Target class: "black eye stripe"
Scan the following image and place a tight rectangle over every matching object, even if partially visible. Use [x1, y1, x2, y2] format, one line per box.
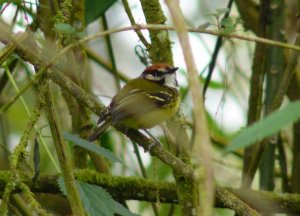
[153, 72, 160, 77]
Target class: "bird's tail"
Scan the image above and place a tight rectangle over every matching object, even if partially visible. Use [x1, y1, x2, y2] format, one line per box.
[88, 114, 112, 142]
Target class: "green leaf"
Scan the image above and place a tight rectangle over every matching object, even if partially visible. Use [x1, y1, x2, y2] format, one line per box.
[221, 17, 235, 27]
[225, 101, 300, 152]
[58, 177, 139, 216]
[85, 0, 118, 25]
[220, 18, 237, 34]
[221, 25, 236, 34]
[63, 132, 123, 164]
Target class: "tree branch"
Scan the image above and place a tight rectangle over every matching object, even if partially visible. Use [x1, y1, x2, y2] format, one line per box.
[0, 170, 299, 214]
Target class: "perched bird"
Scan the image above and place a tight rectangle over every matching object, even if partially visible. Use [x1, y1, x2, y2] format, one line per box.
[88, 63, 180, 142]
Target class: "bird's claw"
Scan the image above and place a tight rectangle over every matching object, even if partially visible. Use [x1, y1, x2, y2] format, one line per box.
[145, 140, 162, 152]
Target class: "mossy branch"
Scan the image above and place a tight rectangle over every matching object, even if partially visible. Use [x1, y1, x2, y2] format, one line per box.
[139, 0, 173, 65]
[44, 83, 85, 216]
[0, 170, 299, 214]
[0, 82, 48, 214]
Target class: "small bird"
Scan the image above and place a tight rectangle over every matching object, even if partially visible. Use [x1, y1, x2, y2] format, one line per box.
[88, 63, 180, 142]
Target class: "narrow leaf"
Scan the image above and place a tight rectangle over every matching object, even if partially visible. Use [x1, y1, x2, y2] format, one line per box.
[221, 18, 235, 27]
[85, 0, 118, 25]
[58, 177, 139, 216]
[226, 101, 300, 152]
[63, 132, 123, 164]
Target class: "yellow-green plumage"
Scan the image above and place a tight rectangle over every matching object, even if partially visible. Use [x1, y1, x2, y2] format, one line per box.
[88, 64, 180, 142]
[111, 77, 180, 129]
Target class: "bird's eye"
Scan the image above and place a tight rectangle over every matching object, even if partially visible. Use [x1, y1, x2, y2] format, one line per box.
[152, 71, 160, 77]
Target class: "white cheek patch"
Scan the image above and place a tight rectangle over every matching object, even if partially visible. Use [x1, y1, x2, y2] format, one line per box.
[145, 74, 162, 81]
[164, 73, 177, 88]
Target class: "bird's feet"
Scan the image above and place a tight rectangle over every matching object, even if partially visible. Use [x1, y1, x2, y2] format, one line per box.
[143, 129, 163, 152]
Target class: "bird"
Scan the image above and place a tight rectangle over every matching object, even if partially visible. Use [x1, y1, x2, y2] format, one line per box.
[88, 63, 180, 142]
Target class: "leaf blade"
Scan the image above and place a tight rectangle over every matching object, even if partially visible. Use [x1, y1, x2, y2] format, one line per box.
[85, 0, 118, 25]
[225, 101, 300, 152]
[63, 132, 123, 164]
[58, 177, 139, 216]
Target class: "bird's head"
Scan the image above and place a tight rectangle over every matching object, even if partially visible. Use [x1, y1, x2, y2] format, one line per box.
[141, 63, 179, 88]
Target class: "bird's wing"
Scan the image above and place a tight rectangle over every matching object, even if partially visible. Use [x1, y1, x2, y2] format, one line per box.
[110, 88, 173, 124]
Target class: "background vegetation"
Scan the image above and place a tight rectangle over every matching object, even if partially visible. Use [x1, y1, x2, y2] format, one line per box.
[0, 0, 300, 215]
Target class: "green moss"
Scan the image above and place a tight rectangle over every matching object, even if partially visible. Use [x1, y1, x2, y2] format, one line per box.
[53, 0, 72, 24]
[9, 83, 47, 170]
[0, 171, 11, 184]
[75, 169, 154, 199]
[0, 177, 16, 214]
[53, 0, 73, 44]
[140, 0, 174, 65]
[140, 0, 166, 24]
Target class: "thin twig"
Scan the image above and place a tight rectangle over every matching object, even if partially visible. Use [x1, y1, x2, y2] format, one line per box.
[203, 0, 234, 98]
[101, 15, 121, 90]
[122, 0, 150, 48]
[2, 22, 300, 74]
[164, 1, 214, 216]
[75, 24, 300, 52]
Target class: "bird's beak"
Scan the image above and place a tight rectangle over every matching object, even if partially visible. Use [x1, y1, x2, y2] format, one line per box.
[166, 67, 179, 74]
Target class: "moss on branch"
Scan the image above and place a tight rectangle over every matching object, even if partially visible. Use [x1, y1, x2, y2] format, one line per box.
[0, 170, 299, 214]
